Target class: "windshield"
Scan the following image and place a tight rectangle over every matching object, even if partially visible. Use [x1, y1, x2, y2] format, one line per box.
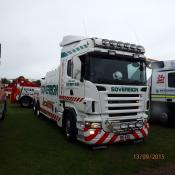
[87, 53, 146, 85]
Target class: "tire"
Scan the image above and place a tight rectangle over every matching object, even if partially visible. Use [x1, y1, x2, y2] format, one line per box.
[160, 112, 169, 126]
[0, 102, 6, 120]
[64, 112, 77, 143]
[20, 97, 32, 108]
[36, 102, 41, 118]
[33, 100, 37, 114]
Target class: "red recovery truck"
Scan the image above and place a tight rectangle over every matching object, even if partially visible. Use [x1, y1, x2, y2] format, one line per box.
[10, 76, 40, 107]
[0, 81, 7, 120]
[0, 44, 7, 120]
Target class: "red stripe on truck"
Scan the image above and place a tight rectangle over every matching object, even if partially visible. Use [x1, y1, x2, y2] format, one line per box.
[84, 128, 101, 141]
[59, 96, 84, 102]
[109, 135, 117, 144]
[95, 132, 109, 145]
[84, 127, 89, 132]
[40, 107, 61, 122]
[132, 131, 139, 139]
[140, 129, 146, 137]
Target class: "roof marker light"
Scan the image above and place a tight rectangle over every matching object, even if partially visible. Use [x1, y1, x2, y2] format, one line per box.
[110, 40, 117, 47]
[102, 39, 110, 47]
[117, 41, 124, 48]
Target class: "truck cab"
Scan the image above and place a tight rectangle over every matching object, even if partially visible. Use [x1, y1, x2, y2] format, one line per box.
[36, 35, 149, 145]
[151, 60, 175, 124]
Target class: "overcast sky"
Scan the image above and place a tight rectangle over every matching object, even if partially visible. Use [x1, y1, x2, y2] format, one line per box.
[0, 0, 175, 79]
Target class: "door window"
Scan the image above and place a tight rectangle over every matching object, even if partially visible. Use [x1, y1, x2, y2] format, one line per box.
[67, 60, 72, 77]
[168, 72, 175, 87]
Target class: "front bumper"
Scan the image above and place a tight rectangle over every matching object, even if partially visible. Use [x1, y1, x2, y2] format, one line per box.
[77, 123, 149, 145]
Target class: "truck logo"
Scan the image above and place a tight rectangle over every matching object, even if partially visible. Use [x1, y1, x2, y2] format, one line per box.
[111, 87, 138, 92]
[157, 74, 165, 84]
[66, 80, 79, 87]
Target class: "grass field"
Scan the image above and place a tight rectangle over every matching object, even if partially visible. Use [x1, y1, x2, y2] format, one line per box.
[0, 102, 175, 175]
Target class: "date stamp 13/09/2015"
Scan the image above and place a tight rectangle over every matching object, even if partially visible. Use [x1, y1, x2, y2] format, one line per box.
[133, 153, 165, 160]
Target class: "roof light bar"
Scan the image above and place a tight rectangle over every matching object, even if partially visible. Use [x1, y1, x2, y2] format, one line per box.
[117, 41, 124, 48]
[102, 39, 110, 47]
[110, 40, 117, 47]
[94, 38, 145, 54]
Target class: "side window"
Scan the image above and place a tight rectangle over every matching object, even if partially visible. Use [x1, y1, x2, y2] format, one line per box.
[67, 57, 82, 80]
[73, 57, 81, 80]
[67, 60, 72, 77]
[168, 72, 175, 87]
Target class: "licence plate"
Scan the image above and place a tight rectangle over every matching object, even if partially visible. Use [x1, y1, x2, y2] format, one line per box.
[119, 134, 130, 141]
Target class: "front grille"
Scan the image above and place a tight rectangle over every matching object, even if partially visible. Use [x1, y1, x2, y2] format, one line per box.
[108, 106, 138, 110]
[106, 93, 142, 117]
[109, 113, 137, 117]
[108, 100, 138, 104]
[108, 94, 139, 97]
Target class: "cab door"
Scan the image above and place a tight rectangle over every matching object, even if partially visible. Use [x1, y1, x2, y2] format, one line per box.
[165, 71, 175, 103]
[63, 56, 85, 112]
[151, 71, 166, 102]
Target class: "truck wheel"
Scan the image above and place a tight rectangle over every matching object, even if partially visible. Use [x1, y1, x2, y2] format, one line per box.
[64, 112, 77, 143]
[160, 112, 169, 125]
[20, 97, 31, 108]
[36, 103, 41, 118]
[33, 100, 37, 114]
[0, 102, 6, 120]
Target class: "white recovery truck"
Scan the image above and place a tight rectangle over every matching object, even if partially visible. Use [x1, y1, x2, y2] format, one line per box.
[150, 60, 175, 124]
[33, 35, 149, 145]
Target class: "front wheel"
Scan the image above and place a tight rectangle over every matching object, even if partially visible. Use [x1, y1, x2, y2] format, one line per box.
[36, 102, 41, 118]
[20, 97, 32, 108]
[64, 113, 77, 143]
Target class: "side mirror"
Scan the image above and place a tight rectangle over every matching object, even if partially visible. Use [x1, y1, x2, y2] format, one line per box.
[150, 61, 164, 69]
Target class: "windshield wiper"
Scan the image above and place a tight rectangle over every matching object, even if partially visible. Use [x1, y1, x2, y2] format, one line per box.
[96, 78, 114, 84]
[96, 78, 125, 85]
[93, 77, 145, 85]
[123, 79, 145, 85]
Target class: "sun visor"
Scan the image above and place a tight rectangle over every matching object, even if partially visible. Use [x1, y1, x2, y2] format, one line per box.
[60, 35, 87, 47]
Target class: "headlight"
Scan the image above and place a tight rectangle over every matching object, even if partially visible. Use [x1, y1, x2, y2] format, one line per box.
[136, 120, 143, 128]
[120, 123, 128, 129]
[85, 122, 102, 129]
[129, 123, 135, 128]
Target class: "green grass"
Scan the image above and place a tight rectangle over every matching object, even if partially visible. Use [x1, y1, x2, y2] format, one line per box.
[0, 102, 175, 175]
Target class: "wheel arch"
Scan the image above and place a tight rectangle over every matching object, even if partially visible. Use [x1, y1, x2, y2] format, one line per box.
[19, 95, 33, 103]
[62, 107, 77, 128]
